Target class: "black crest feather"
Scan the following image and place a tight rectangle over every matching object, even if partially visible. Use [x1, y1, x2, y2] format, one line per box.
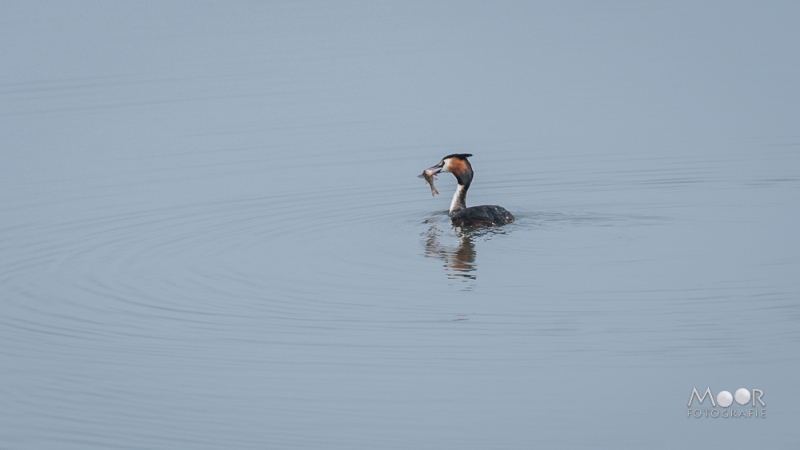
[442, 153, 473, 160]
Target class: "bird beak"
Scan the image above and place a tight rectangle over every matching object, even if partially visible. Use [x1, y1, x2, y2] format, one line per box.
[426, 162, 444, 175]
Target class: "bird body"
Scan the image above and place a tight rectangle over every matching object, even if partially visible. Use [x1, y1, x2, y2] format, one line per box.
[423, 154, 514, 227]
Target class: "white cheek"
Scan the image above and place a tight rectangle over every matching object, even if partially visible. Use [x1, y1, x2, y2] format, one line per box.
[441, 159, 451, 173]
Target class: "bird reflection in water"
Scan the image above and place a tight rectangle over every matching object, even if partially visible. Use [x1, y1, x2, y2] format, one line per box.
[422, 215, 508, 290]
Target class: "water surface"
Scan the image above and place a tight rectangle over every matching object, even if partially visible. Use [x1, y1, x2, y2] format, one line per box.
[1, 2, 799, 449]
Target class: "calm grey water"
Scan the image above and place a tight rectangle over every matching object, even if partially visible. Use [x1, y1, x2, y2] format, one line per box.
[2, 2, 799, 449]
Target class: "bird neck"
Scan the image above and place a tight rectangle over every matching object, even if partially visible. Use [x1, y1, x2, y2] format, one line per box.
[449, 182, 470, 214]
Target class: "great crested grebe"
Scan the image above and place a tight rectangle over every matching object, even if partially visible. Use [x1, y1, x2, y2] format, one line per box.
[424, 154, 514, 227]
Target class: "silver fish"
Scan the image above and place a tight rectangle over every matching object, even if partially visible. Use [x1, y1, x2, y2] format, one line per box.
[418, 169, 439, 197]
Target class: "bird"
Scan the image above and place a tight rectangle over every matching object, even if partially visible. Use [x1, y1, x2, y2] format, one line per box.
[423, 153, 514, 227]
